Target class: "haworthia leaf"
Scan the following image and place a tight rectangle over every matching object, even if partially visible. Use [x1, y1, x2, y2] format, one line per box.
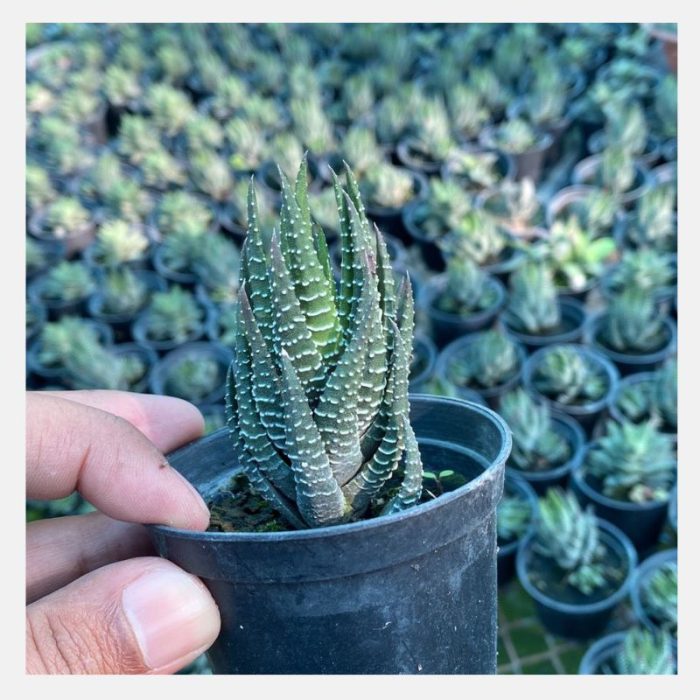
[373, 223, 396, 334]
[382, 416, 424, 515]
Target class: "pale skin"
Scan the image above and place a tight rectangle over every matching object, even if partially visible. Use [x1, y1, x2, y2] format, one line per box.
[26, 390, 221, 674]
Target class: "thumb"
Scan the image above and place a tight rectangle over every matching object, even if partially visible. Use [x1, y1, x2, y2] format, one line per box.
[26, 557, 220, 674]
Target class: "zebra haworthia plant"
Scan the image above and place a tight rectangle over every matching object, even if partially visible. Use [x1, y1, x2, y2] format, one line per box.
[225, 159, 424, 529]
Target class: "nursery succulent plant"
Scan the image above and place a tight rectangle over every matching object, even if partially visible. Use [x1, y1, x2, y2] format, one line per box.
[612, 628, 675, 675]
[606, 249, 675, 297]
[445, 328, 519, 390]
[79, 150, 124, 202]
[361, 163, 415, 210]
[641, 561, 678, 636]
[654, 75, 677, 141]
[164, 354, 223, 403]
[598, 146, 636, 195]
[103, 65, 142, 107]
[500, 389, 571, 472]
[505, 260, 561, 335]
[145, 83, 194, 138]
[601, 100, 648, 157]
[142, 286, 204, 343]
[37, 316, 103, 370]
[56, 85, 102, 126]
[290, 95, 336, 155]
[521, 59, 568, 126]
[156, 191, 213, 238]
[446, 86, 490, 141]
[338, 74, 375, 123]
[36, 117, 93, 175]
[43, 197, 92, 239]
[26, 83, 55, 115]
[98, 268, 150, 316]
[266, 133, 306, 183]
[191, 233, 241, 305]
[39, 260, 95, 303]
[101, 178, 154, 223]
[184, 114, 225, 153]
[488, 118, 539, 154]
[532, 346, 607, 405]
[225, 160, 424, 529]
[408, 96, 455, 162]
[375, 93, 413, 145]
[340, 127, 383, 178]
[435, 258, 499, 317]
[155, 42, 192, 85]
[653, 358, 677, 431]
[584, 419, 676, 504]
[26, 237, 48, 278]
[626, 184, 676, 251]
[139, 146, 186, 190]
[209, 76, 249, 121]
[497, 493, 532, 544]
[26, 164, 56, 211]
[225, 117, 267, 172]
[598, 289, 669, 354]
[564, 189, 619, 236]
[490, 178, 541, 233]
[91, 220, 150, 267]
[189, 151, 234, 202]
[532, 488, 607, 595]
[443, 150, 503, 190]
[117, 115, 161, 164]
[411, 178, 473, 241]
[438, 210, 508, 266]
[469, 66, 511, 115]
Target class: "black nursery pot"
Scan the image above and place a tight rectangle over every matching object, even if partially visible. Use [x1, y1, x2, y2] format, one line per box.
[151, 245, 199, 288]
[131, 309, 208, 354]
[401, 201, 446, 273]
[395, 138, 444, 176]
[522, 344, 619, 436]
[516, 519, 637, 640]
[577, 631, 627, 674]
[408, 333, 437, 392]
[149, 395, 511, 674]
[503, 298, 587, 355]
[26, 274, 95, 322]
[584, 313, 677, 377]
[435, 336, 526, 411]
[508, 412, 587, 496]
[570, 450, 674, 555]
[417, 274, 506, 348]
[497, 470, 538, 587]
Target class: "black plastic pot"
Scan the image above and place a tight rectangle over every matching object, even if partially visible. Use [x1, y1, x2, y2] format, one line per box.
[572, 155, 650, 209]
[149, 395, 511, 674]
[435, 335, 526, 411]
[395, 138, 445, 176]
[608, 372, 677, 436]
[584, 313, 677, 377]
[26, 273, 95, 322]
[417, 274, 506, 348]
[363, 170, 428, 247]
[151, 244, 199, 288]
[148, 341, 233, 405]
[629, 548, 677, 653]
[522, 344, 619, 436]
[516, 518, 637, 640]
[497, 470, 538, 586]
[86, 270, 167, 343]
[507, 411, 586, 496]
[131, 308, 208, 354]
[570, 450, 675, 554]
[503, 298, 587, 355]
[408, 333, 437, 392]
[578, 631, 627, 674]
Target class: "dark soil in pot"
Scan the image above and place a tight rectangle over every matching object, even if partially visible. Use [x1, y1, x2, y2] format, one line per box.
[148, 395, 511, 674]
[503, 298, 587, 354]
[497, 470, 538, 586]
[481, 239, 526, 286]
[570, 453, 674, 555]
[417, 274, 506, 348]
[408, 333, 437, 392]
[507, 411, 587, 496]
[516, 518, 637, 640]
[522, 345, 619, 436]
[584, 313, 677, 377]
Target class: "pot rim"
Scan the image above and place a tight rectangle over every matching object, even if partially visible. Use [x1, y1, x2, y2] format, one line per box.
[149, 394, 512, 542]
[629, 547, 677, 631]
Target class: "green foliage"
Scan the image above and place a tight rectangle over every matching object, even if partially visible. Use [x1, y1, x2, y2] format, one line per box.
[361, 163, 414, 209]
[191, 233, 241, 305]
[585, 420, 676, 503]
[64, 337, 146, 391]
[564, 189, 619, 236]
[144, 286, 203, 343]
[157, 192, 213, 237]
[99, 268, 150, 316]
[409, 96, 455, 162]
[209, 76, 249, 121]
[654, 358, 677, 431]
[26, 164, 56, 210]
[506, 260, 561, 335]
[443, 149, 503, 190]
[101, 178, 154, 222]
[26, 237, 47, 276]
[226, 160, 423, 529]
[267, 133, 305, 182]
[80, 150, 124, 201]
[533, 488, 607, 595]
[145, 83, 194, 137]
[103, 65, 142, 107]
[607, 249, 675, 297]
[627, 184, 676, 251]
[436, 258, 498, 317]
[654, 75, 677, 140]
[184, 114, 225, 152]
[57, 85, 102, 124]
[118, 114, 161, 164]
[164, 354, 222, 403]
[602, 100, 648, 156]
[522, 58, 567, 125]
[600, 289, 669, 353]
[445, 328, 519, 390]
[189, 151, 234, 201]
[469, 66, 511, 114]
[446, 85, 489, 140]
[489, 118, 539, 154]
[40, 261, 95, 302]
[438, 210, 508, 266]
[340, 126, 383, 177]
[599, 146, 636, 195]
[532, 346, 607, 405]
[36, 116, 93, 175]
[613, 628, 675, 675]
[290, 95, 336, 154]
[92, 220, 149, 266]
[642, 562, 678, 636]
[411, 178, 473, 241]
[139, 146, 186, 189]
[37, 317, 99, 369]
[225, 117, 266, 171]
[500, 389, 571, 472]
[497, 493, 532, 543]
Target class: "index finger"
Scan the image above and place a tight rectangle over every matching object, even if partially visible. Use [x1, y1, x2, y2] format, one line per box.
[26, 393, 210, 530]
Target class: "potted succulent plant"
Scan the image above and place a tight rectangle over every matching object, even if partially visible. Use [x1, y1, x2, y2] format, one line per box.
[25, 235, 65, 283]
[516, 488, 637, 640]
[522, 344, 619, 435]
[617, 183, 676, 253]
[148, 163, 512, 674]
[224, 117, 267, 175]
[584, 289, 677, 376]
[440, 147, 514, 193]
[497, 471, 538, 586]
[630, 548, 677, 651]
[546, 186, 621, 239]
[131, 285, 209, 353]
[502, 260, 586, 353]
[435, 327, 526, 410]
[27, 260, 96, 321]
[571, 419, 677, 553]
[499, 388, 586, 495]
[579, 626, 676, 674]
[416, 257, 505, 347]
[28, 195, 97, 256]
[476, 178, 546, 239]
[82, 219, 151, 269]
[191, 234, 241, 308]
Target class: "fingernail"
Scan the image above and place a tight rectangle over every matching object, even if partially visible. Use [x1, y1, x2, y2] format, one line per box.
[123, 567, 220, 670]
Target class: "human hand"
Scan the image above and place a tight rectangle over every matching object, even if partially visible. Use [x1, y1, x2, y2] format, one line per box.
[26, 390, 221, 674]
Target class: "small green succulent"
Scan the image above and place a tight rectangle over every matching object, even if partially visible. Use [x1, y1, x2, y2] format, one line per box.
[532, 488, 607, 596]
[522, 59, 567, 126]
[469, 66, 511, 115]
[209, 76, 249, 121]
[143, 286, 204, 344]
[139, 146, 186, 190]
[117, 115, 162, 164]
[98, 268, 150, 317]
[500, 389, 571, 472]
[654, 75, 677, 141]
[157, 191, 213, 238]
[532, 346, 607, 406]
[447, 86, 490, 141]
[435, 258, 499, 317]
[184, 114, 225, 152]
[438, 211, 508, 266]
[155, 43, 191, 85]
[601, 100, 648, 157]
[442, 150, 503, 190]
[36, 117, 93, 176]
[103, 65, 142, 107]
[641, 562, 678, 636]
[506, 260, 561, 335]
[606, 250, 675, 297]
[488, 178, 541, 233]
[26, 164, 56, 211]
[26, 237, 48, 277]
[598, 146, 636, 195]
[584, 420, 676, 504]
[653, 358, 677, 431]
[599, 289, 669, 354]
[612, 628, 675, 675]
[339, 74, 375, 123]
[191, 233, 241, 305]
[56, 86, 102, 125]
[361, 163, 415, 209]
[39, 260, 95, 303]
[445, 328, 520, 390]
[43, 197, 91, 239]
[267, 133, 306, 182]
[92, 220, 149, 267]
[79, 151, 124, 202]
[497, 493, 532, 544]
[290, 95, 336, 155]
[37, 317, 102, 369]
[375, 93, 413, 145]
[225, 117, 267, 172]
[626, 185, 676, 251]
[410, 178, 474, 241]
[145, 83, 194, 137]
[189, 151, 234, 202]
[164, 353, 223, 403]
[27, 82, 56, 114]
[340, 127, 383, 178]
[489, 118, 539, 154]
[408, 96, 455, 162]
[563, 189, 619, 237]
[101, 178, 154, 223]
